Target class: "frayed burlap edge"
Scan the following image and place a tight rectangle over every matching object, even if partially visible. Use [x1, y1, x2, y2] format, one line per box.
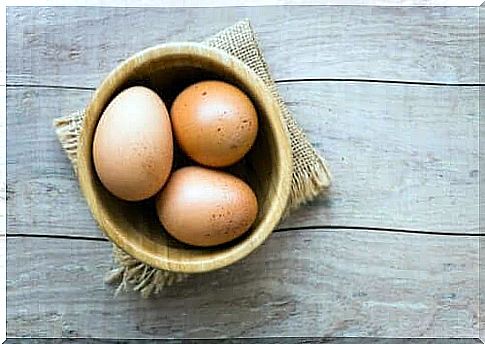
[104, 246, 187, 298]
[53, 19, 331, 298]
[53, 110, 84, 171]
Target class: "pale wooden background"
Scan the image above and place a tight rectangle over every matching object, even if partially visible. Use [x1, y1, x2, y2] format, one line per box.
[6, 6, 481, 339]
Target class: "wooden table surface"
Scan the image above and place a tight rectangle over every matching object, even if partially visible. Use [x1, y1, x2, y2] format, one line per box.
[6, 6, 481, 339]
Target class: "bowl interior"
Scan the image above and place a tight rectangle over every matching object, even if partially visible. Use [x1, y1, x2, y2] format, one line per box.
[79, 44, 291, 272]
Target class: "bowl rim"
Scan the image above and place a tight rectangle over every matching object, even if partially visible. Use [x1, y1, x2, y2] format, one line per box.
[77, 42, 293, 273]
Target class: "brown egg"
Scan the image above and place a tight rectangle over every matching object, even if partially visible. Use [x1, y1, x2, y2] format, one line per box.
[170, 80, 258, 167]
[93, 86, 173, 201]
[156, 166, 258, 247]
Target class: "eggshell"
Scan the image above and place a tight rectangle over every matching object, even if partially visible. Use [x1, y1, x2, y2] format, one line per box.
[170, 80, 258, 167]
[93, 86, 173, 201]
[156, 166, 258, 247]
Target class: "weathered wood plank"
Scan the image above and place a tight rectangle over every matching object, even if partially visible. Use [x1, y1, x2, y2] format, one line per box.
[480, 236, 484, 340]
[6, 6, 479, 87]
[6, 82, 478, 236]
[4, 339, 483, 344]
[278, 82, 479, 233]
[6, 231, 478, 338]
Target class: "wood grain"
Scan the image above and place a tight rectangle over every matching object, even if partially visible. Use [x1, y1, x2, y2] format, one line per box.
[6, 6, 479, 87]
[6, 231, 479, 338]
[6, 6, 481, 340]
[480, 236, 484, 340]
[6, 82, 478, 237]
[5, 340, 482, 344]
[278, 82, 479, 233]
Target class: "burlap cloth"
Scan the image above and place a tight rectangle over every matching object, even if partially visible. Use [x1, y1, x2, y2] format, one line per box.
[54, 19, 331, 298]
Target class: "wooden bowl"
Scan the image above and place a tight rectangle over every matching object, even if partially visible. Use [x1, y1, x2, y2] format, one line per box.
[77, 43, 292, 273]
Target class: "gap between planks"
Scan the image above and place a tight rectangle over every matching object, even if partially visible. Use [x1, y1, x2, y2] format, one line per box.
[5, 78, 485, 91]
[7, 224, 483, 243]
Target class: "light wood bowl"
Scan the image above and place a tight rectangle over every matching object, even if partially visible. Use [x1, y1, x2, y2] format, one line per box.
[77, 43, 292, 273]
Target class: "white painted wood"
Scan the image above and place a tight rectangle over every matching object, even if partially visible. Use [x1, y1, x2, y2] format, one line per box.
[6, 231, 479, 338]
[279, 82, 479, 233]
[6, 6, 479, 87]
[4, 0, 483, 7]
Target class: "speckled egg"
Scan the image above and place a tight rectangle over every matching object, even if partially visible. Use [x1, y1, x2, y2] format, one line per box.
[170, 80, 258, 167]
[156, 166, 258, 247]
[93, 86, 173, 201]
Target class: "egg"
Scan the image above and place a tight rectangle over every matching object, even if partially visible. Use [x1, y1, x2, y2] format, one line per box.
[156, 166, 258, 247]
[170, 80, 258, 167]
[93, 86, 173, 201]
